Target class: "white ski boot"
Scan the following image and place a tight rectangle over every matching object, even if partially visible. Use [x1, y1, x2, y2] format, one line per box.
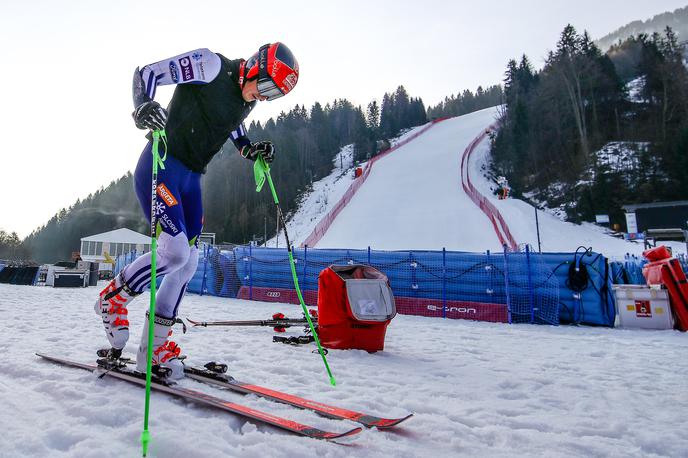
[94, 274, 140, 350]
[136, 312, 185, 380]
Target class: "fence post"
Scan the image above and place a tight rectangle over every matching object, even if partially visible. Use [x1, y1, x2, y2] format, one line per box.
[367, 246, 371, 265]
[201, 244, 209, 296]
[410, 251, 418, 297]
[503, 244, 512, 324]
[534, 207, 542, 253]
[442, 247, 447, 319]
[303, 244, 308, 292]
[526, 245, 535, 323]
[486, 249, 492, 294]
[248, 243, 253, 301]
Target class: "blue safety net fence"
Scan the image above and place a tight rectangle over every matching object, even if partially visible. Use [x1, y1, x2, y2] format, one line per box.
[611, 253, 688, 285]
[115, 244, 619, 326]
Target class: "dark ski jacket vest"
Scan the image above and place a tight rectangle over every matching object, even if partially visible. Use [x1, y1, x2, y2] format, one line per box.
[164, 55, 255, 173]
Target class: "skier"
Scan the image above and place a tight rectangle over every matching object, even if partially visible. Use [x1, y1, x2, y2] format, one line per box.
[94, 43, 299, 378]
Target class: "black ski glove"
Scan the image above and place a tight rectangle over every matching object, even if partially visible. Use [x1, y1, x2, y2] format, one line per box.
[132, 100, 168, 131]
[241, 141, 275, 163]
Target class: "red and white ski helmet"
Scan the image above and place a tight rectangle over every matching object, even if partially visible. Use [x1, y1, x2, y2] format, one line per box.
[240, 42, 299, 100]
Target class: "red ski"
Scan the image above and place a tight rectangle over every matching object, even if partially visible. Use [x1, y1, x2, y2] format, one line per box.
[36, 353, 361, 441]
[184, 364, 413, 428]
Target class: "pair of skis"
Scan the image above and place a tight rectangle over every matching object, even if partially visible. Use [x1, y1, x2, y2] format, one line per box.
[36, 353, 411, 441]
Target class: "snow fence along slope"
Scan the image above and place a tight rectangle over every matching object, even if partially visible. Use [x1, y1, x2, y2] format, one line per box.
[460, 119, 517, 250]
[313, 107, 506, 251]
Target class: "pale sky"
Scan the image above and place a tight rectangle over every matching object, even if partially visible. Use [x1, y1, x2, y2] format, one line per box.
[1, 0, 685, 238]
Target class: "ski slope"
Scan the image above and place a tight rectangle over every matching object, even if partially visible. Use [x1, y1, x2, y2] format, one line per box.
[300, 106, 684, 259]
[316, 108, 504, 251]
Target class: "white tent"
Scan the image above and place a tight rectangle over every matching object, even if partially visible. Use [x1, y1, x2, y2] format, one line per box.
[79, 228, 150, 264]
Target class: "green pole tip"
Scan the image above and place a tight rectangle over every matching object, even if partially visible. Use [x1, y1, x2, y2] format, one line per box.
[330, 376, 337, 387]
[141, 429, 151, 457]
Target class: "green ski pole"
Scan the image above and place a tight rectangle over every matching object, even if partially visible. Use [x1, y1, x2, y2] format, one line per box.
[254, 156, 336, 386]
[141, 129, 167, 457]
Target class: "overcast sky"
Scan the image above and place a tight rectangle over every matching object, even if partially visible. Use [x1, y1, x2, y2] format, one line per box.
[1, 0, 685, 238]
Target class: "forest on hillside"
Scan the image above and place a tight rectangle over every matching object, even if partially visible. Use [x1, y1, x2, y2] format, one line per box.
[596, 5, 688, 52]
[16, 85, 497, 263]
[492, 25, 688, 228]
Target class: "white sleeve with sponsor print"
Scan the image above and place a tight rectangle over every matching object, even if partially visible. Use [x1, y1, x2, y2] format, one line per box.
[139, 49, 222, 100]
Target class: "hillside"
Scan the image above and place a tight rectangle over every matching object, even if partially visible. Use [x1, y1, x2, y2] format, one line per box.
[273, 107, 685, 259]
[595, 5, 688, 51]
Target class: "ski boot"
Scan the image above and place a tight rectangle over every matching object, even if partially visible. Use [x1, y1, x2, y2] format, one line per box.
[136, 312, 185, 380]
[94, 273, 141, 350]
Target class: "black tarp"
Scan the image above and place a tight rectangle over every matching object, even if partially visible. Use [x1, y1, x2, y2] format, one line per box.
[0, 266, 39, 285]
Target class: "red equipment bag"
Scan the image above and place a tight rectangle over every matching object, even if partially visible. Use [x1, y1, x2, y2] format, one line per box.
[642, 245, 672, 262]
[661, 259, 688, 331]
[641, 246, 688, 331]
[643, 260, 665, 285]
[317, 264, 396, 352]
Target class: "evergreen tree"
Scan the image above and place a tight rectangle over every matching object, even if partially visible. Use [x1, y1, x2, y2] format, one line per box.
[366, 100, 380, 133]
[492, 25, 687, 226]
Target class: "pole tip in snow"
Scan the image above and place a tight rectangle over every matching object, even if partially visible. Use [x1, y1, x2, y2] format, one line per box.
[141, 429, 150, 457]
[329, 375, 337, 386]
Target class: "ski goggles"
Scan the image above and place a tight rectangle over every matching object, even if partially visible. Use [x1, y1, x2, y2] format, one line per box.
[254, 43, 296, 101]
[257, 77, 285, 101]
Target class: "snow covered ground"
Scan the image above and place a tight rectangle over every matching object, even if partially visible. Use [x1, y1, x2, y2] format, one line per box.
[316, 108, 504, 251]
[265, 144, 357, 248]
[280, 105, 684, 259]
[2, 282, 688, 457]
[627, 76, 647, 103]
[9, 106, 684, 457]
[268, 126, 434, 249]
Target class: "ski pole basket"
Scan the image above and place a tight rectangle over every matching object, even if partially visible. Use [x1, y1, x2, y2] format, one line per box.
[317, 264, 396, 352]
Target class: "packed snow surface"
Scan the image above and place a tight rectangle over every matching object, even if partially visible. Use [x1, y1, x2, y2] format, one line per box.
[295, 106, 684, 259]
[265, 144, 357, 248]
[2, 283, 687, 457]
[270, 126, 432, 248]
[316, 108, 504, 251]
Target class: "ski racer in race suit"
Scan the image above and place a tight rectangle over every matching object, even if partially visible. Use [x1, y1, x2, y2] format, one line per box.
[94, 43, 299, 378]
